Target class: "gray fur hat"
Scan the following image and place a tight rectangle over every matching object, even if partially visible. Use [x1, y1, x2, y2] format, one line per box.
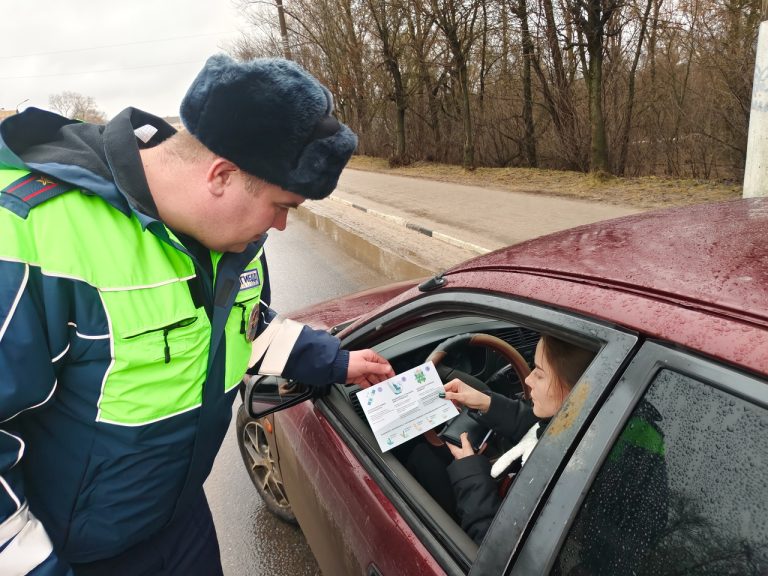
[180, 55, 357, 200]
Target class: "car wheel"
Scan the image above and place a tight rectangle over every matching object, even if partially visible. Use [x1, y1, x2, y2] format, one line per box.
[235, 403, 297, 524]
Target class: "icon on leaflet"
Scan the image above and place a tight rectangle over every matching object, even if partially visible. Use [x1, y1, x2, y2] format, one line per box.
[367, 388, 377, 405]
[388, 380, 403, 395]
[414, 370, 426, 384]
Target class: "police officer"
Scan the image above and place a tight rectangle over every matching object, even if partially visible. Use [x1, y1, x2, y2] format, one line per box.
[0, 55, 394, 575]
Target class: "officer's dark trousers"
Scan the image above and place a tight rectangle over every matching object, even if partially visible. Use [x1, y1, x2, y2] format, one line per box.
[70, 491, 223, 576]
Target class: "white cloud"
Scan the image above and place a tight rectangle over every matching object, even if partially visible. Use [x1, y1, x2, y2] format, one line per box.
[0, 0, 248, 119]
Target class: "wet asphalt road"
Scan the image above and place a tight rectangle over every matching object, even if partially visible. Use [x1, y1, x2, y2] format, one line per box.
[204, 213, 384, 576]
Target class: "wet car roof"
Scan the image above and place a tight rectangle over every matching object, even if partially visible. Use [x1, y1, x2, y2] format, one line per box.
[450, 199, 768, 325]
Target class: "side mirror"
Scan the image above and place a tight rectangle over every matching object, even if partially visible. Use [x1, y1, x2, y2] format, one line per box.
[244, 374, 313, 419]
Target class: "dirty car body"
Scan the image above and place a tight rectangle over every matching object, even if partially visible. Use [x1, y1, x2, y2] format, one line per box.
[237, 199, 768, 576]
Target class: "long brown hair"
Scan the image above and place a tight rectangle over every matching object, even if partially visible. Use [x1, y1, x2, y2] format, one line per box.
[540, 334, 596, 396]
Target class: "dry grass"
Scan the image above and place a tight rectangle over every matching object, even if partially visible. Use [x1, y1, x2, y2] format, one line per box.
[347, 155, 742, 209]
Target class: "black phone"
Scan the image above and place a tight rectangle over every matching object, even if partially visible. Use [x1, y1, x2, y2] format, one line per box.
[438, 407, 492, 451]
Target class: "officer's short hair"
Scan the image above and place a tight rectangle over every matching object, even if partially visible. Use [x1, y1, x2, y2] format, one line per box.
[164, 130, 265, 196]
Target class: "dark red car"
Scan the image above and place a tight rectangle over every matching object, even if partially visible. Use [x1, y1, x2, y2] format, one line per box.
[237, 199, 768, 575]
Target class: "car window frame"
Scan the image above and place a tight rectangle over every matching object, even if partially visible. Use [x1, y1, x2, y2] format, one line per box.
[512, 340, 768, 575]
[315, 289, 639, 575]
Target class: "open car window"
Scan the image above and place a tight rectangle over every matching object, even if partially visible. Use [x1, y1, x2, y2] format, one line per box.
[317, 291, 639, 574]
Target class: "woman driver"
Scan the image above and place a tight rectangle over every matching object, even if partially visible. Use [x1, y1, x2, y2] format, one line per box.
[406, 334, 594, 544]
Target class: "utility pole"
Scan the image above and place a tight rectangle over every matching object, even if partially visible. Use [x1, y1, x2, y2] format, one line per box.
[275, 0, 292, 61]
[743, 1, 768, 197]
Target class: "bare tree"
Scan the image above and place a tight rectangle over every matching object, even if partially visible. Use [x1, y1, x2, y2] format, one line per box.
[48, 91, 106, 123]
[366, 0, 410, 164]
[531, 0, 588, 171]
[428, 0, 482, 169]
[616, 0, 654, 175]
[510, 0, 538, 166]
[228, 0, 763, 181]
[567, 0, 624, 174]
[405, 0, 444, 159]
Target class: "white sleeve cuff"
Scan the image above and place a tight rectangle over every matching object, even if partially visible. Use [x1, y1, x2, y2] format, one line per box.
[249, 316, 304, 376]
[0, 502, 55, 576]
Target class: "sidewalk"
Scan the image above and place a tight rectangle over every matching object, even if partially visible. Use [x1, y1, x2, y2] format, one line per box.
[295, 168, 644, 282]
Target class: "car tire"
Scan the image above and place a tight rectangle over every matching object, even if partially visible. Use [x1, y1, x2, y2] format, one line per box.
[235, 403, 297, 524]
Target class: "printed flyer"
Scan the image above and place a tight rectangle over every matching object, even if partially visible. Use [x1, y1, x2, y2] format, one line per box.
[355, 361, 459, 452]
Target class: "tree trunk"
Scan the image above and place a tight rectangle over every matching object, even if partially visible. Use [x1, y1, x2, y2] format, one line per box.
[479, 0, 488, 112]
[576, 0, 616, 174]
[535, 0, 585, 170]
[340, 0, 370, 153]
[388, 46, 408, 162]
[428, 0, 478, 168]
[406, 4, 441, 159]
[518, 0, 537, 167]
[618, 0, 653, 175]
[369, 0, 408, 163]
[458, 55, 476, 169]
[588, 33, 609, 173]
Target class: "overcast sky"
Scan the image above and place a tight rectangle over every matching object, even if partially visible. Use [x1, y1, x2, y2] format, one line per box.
[0, 0, 247, 119]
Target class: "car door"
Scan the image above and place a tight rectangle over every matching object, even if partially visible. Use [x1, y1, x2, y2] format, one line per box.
[275, 290, 639, 575]
[512, 341, 768, 575]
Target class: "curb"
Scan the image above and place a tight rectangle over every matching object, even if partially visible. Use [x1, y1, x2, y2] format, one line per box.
[295, 205, 435, 281]
[328, 196, 491, 255]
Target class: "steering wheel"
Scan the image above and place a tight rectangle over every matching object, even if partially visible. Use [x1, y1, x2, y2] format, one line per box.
[423, 333, 531, 447]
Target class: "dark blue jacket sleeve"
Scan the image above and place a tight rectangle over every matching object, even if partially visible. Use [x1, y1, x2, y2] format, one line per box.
[0, 261, 72, 574]
[282, 325, 349, 387]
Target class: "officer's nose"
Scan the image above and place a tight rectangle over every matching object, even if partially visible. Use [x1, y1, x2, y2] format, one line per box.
[272, 210, 289, 231]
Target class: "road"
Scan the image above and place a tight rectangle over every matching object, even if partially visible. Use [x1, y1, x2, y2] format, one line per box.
[204, 213, 385, 576]
[335, 169, 642, 250]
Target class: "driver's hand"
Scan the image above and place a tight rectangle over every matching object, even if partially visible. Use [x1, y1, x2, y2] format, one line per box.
[444, 379, 492, 412]
[447, 432, 476, 460]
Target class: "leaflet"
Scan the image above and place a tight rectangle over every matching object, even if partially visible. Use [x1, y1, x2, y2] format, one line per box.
[356, 361, 459, 453]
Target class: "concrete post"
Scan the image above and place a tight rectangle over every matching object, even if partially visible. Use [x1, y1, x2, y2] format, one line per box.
[275, 0, 292, 61]
[743, 4, 768, 197]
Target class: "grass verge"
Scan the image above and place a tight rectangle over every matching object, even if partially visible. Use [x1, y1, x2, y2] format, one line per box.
[347, 156, 742, 209]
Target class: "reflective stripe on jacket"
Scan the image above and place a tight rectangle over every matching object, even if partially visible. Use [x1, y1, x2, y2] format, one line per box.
[0, 167, 263, 565]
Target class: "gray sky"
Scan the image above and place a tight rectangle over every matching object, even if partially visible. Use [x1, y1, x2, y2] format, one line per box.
[0, 0, 247, 119]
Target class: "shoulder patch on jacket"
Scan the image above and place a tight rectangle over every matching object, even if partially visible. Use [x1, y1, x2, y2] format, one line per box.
[0, 173, 75, 218]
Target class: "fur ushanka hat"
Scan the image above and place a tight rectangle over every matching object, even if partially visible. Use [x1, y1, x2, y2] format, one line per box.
[181, 55, 357, 200]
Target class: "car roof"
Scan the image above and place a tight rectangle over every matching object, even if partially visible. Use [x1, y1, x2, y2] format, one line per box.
[449, 198, 768, 326]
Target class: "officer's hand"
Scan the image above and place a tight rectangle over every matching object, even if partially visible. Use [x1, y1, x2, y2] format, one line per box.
[346, 349, 394, 388]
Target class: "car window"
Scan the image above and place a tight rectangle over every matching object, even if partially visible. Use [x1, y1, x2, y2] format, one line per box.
[331, 292, 638, 575]
[552, 368, 768, 576]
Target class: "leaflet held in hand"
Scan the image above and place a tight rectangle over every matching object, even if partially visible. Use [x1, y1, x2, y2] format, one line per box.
[356, 361, 459, 452]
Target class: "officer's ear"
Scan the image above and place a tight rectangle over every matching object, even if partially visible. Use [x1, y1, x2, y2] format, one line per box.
[205, 158, 239, 198]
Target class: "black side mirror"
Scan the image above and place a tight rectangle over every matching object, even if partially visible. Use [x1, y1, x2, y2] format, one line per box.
[244, 374, 313, 419]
